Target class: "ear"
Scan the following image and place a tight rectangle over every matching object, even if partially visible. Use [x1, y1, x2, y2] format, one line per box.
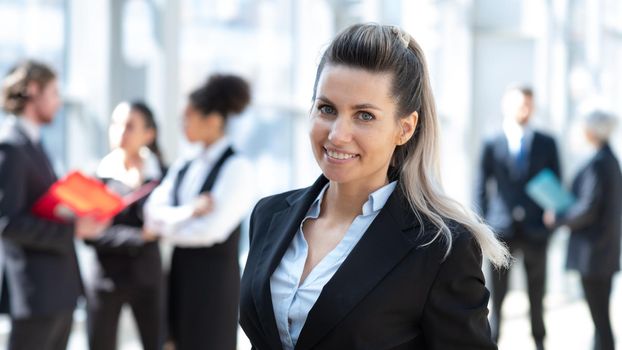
[396, 111, 418, 145]
[144, 127, 156, 145]
[25, 81, 40, 98]
[205, 112, 225, 130]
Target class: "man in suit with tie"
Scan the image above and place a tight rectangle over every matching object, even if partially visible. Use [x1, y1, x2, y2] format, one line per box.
[0, 60, 108, 350]
[476, 85, 561, 350]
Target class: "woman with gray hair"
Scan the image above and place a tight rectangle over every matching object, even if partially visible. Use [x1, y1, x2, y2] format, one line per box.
[545, 110, 621, 350]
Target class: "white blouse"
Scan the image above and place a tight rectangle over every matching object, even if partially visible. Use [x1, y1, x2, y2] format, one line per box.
[144, 137, 256, 247]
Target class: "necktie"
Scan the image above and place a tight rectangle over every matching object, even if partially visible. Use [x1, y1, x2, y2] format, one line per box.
[515, 136, 527, 175]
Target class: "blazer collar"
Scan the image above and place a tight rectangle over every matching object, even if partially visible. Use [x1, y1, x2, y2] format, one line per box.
[252, 175, 425, 350]
[252, 176, 329, 350]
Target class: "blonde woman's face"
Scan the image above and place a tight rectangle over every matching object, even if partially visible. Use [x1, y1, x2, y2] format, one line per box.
[310, 64, 416, 190]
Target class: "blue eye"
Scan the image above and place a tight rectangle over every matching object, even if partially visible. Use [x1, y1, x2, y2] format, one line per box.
[319, 105, 336, 115]
[359, 112, 374, 121]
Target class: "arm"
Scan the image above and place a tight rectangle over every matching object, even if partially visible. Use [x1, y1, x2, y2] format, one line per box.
[143, 159, 196, 233]
[421, 230, 497, 350]
[0, 143, 74, 253]
[159, 157, 256, 246]
[475, 142, 492, 216]
[84, 224, 150, 254]
[556, 163, 602, 231]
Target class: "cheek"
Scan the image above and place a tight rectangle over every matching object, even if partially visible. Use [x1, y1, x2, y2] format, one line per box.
[309, 117, 329, 140]
[363, 128, 399, 159]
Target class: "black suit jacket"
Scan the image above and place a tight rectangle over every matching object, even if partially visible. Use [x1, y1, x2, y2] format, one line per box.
[0, 120, 82, 318]
[558, 144, 622, 278]
[84, 178, 162, 290]
[476, 130, 560, 242]
[240, 176, 496, 350]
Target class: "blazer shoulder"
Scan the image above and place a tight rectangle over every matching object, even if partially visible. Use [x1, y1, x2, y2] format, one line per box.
[534, 130, 557, 144]
[251, 186, 311, 224]
[413, 215, 481, 264]
[254, 188, 299, 212]
[483, 133, 504, 147]
[0, 137, 25, 162]
[0, 123, 26, 147]
[248, 187, 306, 244]
[444, 220, 483, 263]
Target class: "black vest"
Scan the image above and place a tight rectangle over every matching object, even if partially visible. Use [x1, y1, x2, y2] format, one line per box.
[172, 146, 240, 252]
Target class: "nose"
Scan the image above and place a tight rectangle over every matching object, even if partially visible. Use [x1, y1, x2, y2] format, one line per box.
[328, 116, 352, 145]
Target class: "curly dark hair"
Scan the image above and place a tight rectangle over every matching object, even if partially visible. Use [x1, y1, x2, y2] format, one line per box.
[188, 74, 251, 121]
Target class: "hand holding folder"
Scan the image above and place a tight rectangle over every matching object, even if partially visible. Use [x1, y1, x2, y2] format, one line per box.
[32, 171, 158, 222]
[526, 169, 575, 213]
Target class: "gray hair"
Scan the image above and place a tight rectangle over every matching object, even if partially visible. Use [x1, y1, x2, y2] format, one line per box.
[583, 110, 617, 141]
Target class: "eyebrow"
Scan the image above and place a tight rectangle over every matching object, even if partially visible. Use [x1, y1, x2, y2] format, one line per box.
[316, 96, 383, 111]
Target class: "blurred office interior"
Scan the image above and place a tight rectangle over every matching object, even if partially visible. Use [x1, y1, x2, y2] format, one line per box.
[0, 0, 621, 349]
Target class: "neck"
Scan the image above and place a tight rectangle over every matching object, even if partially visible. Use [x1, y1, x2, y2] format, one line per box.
[591, 140, 606, 149]
[202, 133, 225, 148]
[20, 111, 42, 127]
[323, 177, 388, 218]
[120, 148, 142, 169]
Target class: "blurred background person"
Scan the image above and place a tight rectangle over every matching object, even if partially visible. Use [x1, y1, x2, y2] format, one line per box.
[144, 74, 255, 350]
[544, 110, 621, 350]
[0, 60, 107, 350]
[83, 101, 165, 350]
[476, 85, 561, 350]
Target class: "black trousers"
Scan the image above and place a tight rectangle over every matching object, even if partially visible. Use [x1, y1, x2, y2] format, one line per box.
[490, 238, 547, 343]
[9, 311, 73, 350]
[168, 245, 240, 350]
[87, 286, 163, 350]
[581, 276, 614, 350]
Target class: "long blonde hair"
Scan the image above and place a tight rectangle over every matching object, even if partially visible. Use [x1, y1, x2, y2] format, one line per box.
[313, 23, 510, 268]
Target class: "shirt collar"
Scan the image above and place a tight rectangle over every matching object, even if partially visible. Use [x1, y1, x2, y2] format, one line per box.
[503, 118, 532, 141]
[306, 181, 398, 219]
[13, 115, 41, 143]
[96, 147, 162, 181]
[199, 136, 231, 163]
[365, 181, 398, 213]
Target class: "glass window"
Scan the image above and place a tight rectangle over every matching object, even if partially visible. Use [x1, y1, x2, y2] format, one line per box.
[0, 0, 68, 171]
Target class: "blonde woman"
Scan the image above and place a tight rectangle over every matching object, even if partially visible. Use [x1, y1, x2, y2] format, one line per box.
[240, 23, 509, 350]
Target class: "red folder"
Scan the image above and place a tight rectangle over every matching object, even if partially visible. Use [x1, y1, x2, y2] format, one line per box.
[32, 171, 124, 222]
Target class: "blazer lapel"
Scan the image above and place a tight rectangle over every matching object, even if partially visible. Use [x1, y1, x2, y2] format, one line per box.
[497, 135, 515, 175]
[251, 176, 329, 350]
[295, 188, 422, 350]
[14, 124, 56, 183]
[524, 132, 537, 178]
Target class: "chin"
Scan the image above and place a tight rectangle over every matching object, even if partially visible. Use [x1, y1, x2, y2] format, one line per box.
[184, 133, 196, 142]
[320, 167, 352, 184]
[38, 115, 54, 125]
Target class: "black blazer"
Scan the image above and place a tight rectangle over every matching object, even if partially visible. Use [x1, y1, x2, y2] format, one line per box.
[240, 176, 496, 350]
[0, 120, 82, 318]
[476, 131, 560, 241]
[558, 144, 622, 278]
[85, 178, 162, 290]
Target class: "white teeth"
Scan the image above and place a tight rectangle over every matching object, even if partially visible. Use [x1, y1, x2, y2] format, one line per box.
[326, 149, 356, 160]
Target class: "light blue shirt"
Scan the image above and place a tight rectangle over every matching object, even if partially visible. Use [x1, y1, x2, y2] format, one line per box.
[269, 181, 397, 350]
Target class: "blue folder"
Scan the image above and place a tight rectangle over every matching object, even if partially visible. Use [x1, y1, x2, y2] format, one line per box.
[526, 169, 575, 212]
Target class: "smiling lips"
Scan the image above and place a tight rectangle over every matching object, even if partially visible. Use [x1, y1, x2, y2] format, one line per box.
[325, 147, 359, 161]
